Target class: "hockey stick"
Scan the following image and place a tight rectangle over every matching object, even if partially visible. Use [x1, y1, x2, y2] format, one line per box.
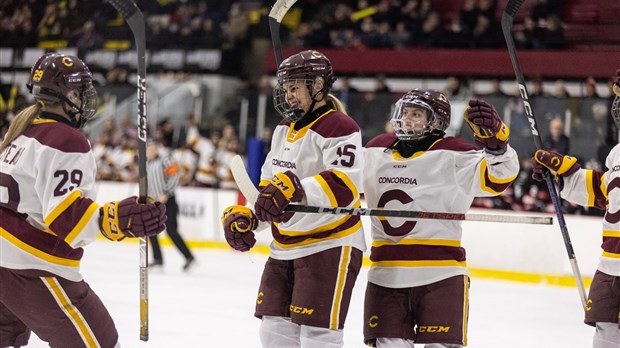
[105, 0, 150, 340]
[231, 155, 552, 225]
[268, 0, 298, 65]
[501, 0, 587, 309]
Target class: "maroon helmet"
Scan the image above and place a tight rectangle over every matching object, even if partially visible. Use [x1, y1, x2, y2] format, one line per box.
[391, 89, 451, 140]
[273, 50, 336, 122]
[27, 53, 97, 128]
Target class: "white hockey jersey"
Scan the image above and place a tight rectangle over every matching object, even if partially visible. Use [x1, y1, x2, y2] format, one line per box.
[0, 118, 101, 281]
[560, 143, 620, 277]
[260, 107, 366, 260]
[363, 134, 519, 288]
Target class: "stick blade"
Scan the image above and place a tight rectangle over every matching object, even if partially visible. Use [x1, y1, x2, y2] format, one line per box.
[230, 155, 259, 205]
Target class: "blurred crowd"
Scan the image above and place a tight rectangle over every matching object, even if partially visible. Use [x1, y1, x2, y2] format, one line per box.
[1, 0, 568, 66]
[0, 0, 616, 217]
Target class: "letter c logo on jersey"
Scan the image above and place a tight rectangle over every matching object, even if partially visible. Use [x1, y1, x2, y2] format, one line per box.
[368, 315, 379, 328]
[256, 291, 264, 305]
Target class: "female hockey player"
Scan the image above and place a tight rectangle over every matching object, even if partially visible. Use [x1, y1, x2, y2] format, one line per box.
[362, 89, 519, 347]
[0, 53, 167, 347]
[221, 50, 365, 347]
[531, 69, 620, 348]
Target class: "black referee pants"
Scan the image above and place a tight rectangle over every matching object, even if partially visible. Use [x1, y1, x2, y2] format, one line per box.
[149, 196, 194, 263]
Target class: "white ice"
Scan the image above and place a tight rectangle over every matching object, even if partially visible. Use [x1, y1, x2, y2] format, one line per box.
[25, 241, 592, 347]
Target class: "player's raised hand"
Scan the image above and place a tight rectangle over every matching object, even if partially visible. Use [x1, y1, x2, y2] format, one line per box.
[254, 171, 304, 223]
[531, 149, 580, 182]
[464, 99, 510, 155]
[221, 205, 258, 252]
[99, 196, 167, 241]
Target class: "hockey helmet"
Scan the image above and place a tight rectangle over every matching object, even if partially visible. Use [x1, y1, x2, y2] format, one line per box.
[273, 50, 336, 122]
[391, 89, 451, 140]
[27, 53, 97, 128]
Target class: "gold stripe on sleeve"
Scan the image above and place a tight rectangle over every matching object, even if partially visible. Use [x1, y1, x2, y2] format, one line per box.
[315, 174, 338, 207]
[64, 202, 99, 245]
[585, 170, 595, 207]
[44, 190, 82, 226]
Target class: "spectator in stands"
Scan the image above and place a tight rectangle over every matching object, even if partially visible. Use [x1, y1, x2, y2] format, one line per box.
[540, 15, 564, 49]
[551, 79, 570, 98]
[517, 16, 544, 49]
[584, 76, 600, 98]
[543, 117, 570, 154]
[445, 76, 473, 100]
[70, 20, 103, 58]
[529, 77, 547, 98]
[484, 78, 509, 97]
[420, 11, 444, 47]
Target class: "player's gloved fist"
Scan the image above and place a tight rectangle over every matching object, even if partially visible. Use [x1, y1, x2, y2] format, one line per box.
[465, 99, 510, 155]
[531, 149, 580, 182]
[99, 196, 167, 241]
[221, 205, 258, 252]
[613, 69, 620, 97]
[254, 171, 304, 223]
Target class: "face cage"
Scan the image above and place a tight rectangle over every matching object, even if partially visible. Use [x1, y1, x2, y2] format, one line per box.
[80, 84, 98, 122]
[612, 95, 620, 131]
[391, 99, 436, 141]
[273, 78, 316, 122]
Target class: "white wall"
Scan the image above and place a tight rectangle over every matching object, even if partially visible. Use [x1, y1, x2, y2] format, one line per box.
[95, 182, 602, 278]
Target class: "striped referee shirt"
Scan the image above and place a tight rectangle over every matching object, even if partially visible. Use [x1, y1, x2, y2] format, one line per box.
[147, 154, 180, 198]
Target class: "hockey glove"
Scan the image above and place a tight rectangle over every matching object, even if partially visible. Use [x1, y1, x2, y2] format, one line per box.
[254, 171, 304, 223]
[99, 196, 167, 241]
[464, 99, 510, 155]
[531, 150, 580, 188]
[221, 205, 258, 252]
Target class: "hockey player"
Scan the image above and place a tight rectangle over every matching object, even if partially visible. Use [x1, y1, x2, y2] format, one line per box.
[362, 89, 519, 347]
[531, 69, 620, 348]
[221, 50, 365, 347]
[0, 53, 167, 347]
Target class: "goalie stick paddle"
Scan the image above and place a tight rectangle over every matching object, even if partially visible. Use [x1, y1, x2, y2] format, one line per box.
[105, 0, 150, 341]
[268, 0, 298, 65]
[231, 155, 552, 225]
[501, 0, 587, 309]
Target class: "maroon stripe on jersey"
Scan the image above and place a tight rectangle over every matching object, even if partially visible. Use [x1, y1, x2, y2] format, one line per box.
[591, 170, 607, 210]
[318, 171, 354, 207]
[482, 165, 513, 193]
[0, 207, 83, 261]
[311, 111, 360, 138]
[428, 137, 477, 152]
[602, 236, 620, 254]
[272, 216, 361, 245]
[47, 197, 94, 240]
[370, 244, 466, 262]
[24, 122, 90, 153]
[366, 133, 398, 149]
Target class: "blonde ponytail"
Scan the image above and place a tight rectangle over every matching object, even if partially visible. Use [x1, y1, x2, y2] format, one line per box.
[327, 93, 347, 115]
[0, 104, 41, 154]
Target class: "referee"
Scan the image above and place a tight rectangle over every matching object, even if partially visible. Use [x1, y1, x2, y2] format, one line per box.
[147, 141, 195, 271]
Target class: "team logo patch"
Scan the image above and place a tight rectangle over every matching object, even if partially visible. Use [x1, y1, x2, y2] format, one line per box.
[62, 56, 74, 67]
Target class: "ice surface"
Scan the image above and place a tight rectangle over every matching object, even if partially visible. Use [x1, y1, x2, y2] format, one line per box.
[24, 241, 592, 347]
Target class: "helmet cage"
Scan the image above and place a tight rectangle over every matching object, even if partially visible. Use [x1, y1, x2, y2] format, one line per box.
[273, 78, 319, 122]
[391, 99, 436, 140]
